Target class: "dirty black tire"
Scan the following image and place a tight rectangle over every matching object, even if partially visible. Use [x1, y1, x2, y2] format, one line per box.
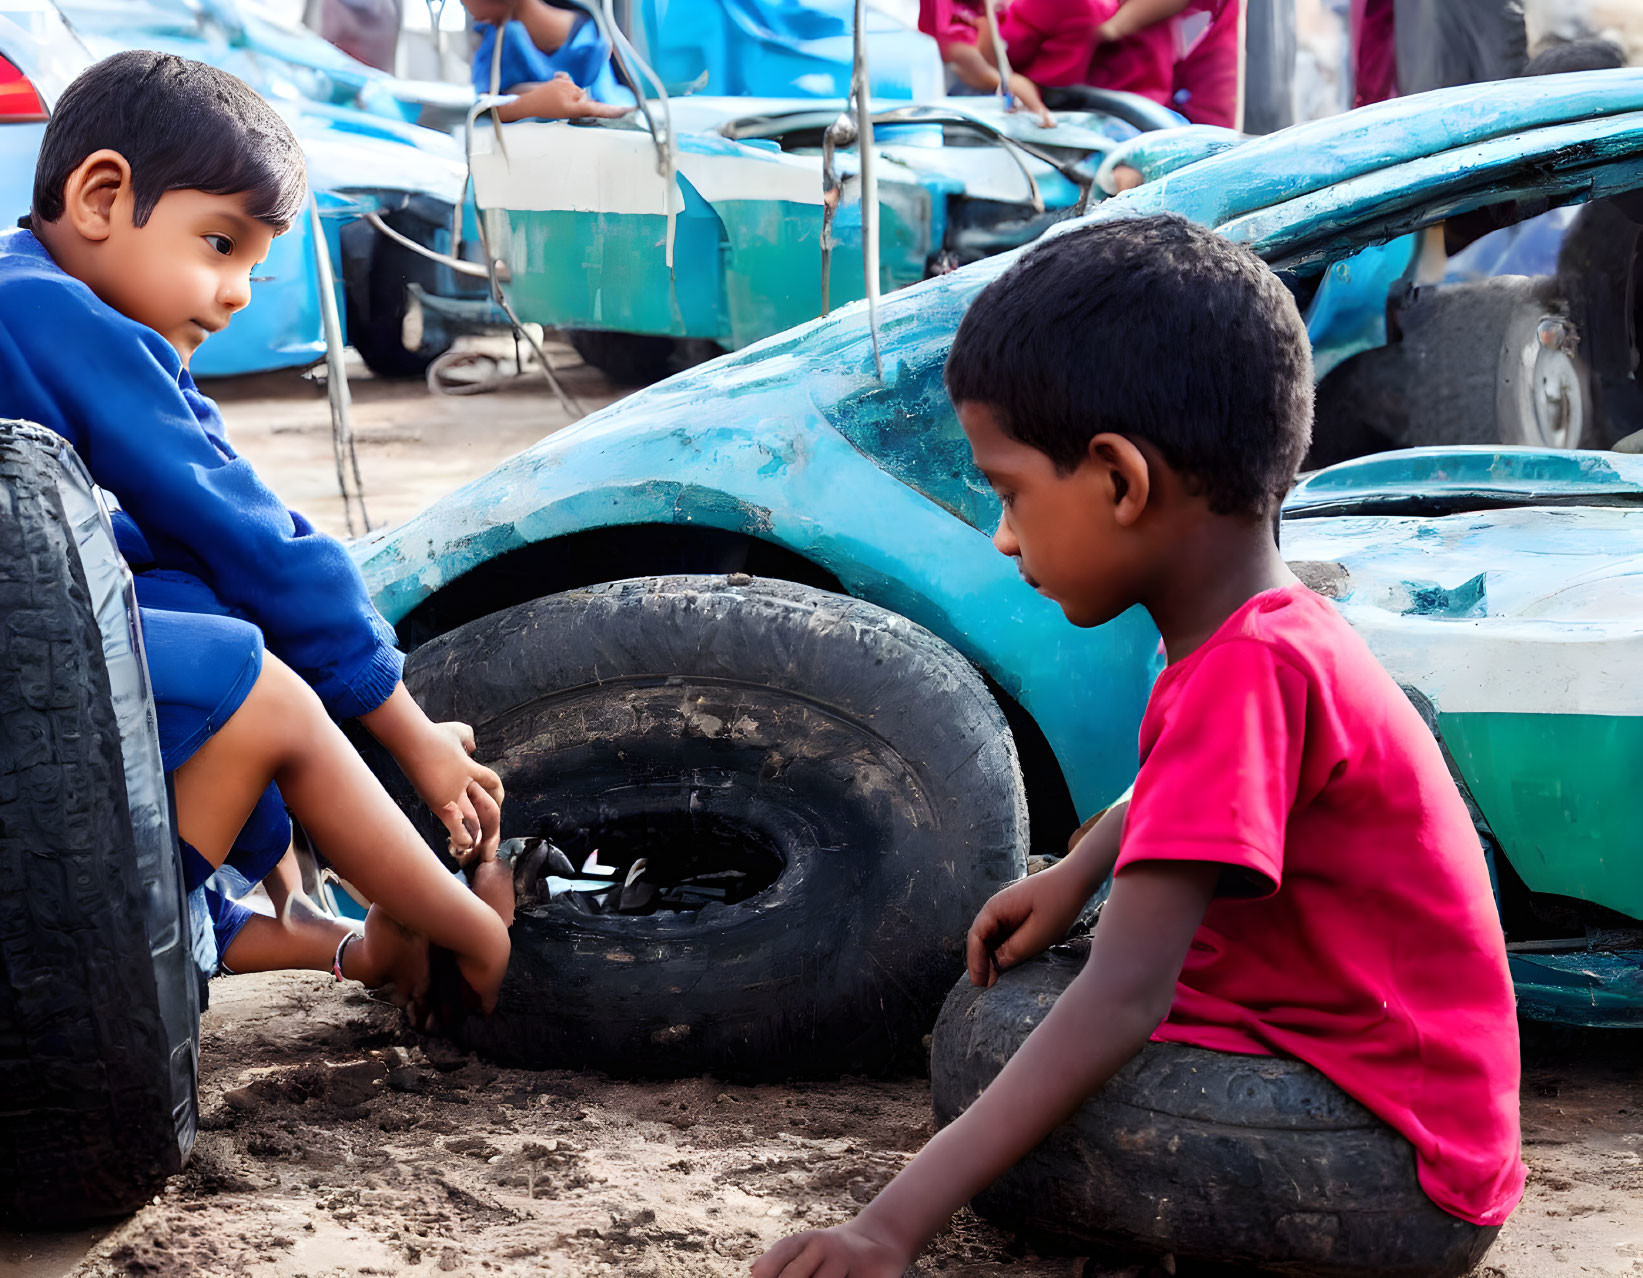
[0, 421, 199, 1224]
[931, 943, 1499, 1277]
[393, 576, 1029, 1078]
[1312, 275, 1588, 463]
[566, 329, 678, 386]
[346, 233, 454, 379]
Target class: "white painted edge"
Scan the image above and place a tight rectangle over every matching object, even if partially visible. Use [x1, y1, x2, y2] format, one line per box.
[471, 124, 683, 216]
[470, 122, 831, 214]
[1338, 603, 1643, 718]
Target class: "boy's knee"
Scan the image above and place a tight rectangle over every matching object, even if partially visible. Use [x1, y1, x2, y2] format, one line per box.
[244, 652, 330, 735]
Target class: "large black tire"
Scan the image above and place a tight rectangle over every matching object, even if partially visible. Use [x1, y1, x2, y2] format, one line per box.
[391, 576, 1029, 1078]
[345, 226, 456, 379]
[1312, 275, 1589, 467]
[932, 943, 1499, 1277]
[0, 421, 199, 1224]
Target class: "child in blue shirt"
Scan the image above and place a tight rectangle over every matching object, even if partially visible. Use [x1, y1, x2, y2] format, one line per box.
[0, 50, 512, 1016]
[461, 0, 635, 122]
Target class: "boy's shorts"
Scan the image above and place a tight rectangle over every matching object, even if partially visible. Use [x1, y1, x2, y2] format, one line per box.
[137, 599, 263, 775]
[138, 577, 292, 970]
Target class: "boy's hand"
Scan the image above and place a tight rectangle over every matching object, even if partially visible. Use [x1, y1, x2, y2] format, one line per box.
[966, 861, 1088, 987]
[405, 721, 504, 866]
[350, 906, 431, 1007]
[750, 1221, 909, 1278]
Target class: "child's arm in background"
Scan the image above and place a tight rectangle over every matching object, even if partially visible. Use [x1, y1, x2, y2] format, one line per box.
[753, 858, 1217, 1278]
[359, 687, 505, 864]
[1096, 0, 1195, 44]
[492, 72, 633, 122]
[942, 41, 1055, 126]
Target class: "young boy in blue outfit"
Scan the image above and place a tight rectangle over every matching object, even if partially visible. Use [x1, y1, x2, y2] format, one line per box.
[0, 51, 513, 1013]
[461, 0, 634, 123]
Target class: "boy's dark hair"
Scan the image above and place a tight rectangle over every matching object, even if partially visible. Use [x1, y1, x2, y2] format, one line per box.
[31, 50, 306, 230]
[945, 214, 1313, 520]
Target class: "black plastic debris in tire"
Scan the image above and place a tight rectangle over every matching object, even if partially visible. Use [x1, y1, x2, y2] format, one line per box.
[0, 420, 200, 1224]
[391, 576, 1028, 1078]
[931, 942, 1500, 1278]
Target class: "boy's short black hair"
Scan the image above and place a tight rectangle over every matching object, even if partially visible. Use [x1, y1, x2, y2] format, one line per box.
[945, 214, 1313, 520]
[31, 50, 306, 230]
[1521, 38, 1626, 76]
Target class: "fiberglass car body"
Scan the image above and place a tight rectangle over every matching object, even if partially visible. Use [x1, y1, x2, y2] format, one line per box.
[470, 90, 1184, 380]
[352, 70, 1643, 1025]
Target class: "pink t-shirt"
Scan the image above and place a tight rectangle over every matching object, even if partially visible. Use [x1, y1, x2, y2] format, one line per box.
[1115, 584, 1526, 1227]
[1172, 0, 1238, 126]
[921, 0, 1113, 86]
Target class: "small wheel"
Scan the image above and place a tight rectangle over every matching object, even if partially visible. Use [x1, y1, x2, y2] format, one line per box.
[347, 234, 455, 379]
[931, 943, 1502, 1277]
[566, 329, 679, 386]
[1313, 276, 1591, 462]
[372, 576, 1029, 1078]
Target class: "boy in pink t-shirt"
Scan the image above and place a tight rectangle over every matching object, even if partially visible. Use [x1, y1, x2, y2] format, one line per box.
[754, 216, 1523, 1277]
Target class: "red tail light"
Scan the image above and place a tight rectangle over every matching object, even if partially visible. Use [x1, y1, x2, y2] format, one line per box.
[0, 55, 47, 123]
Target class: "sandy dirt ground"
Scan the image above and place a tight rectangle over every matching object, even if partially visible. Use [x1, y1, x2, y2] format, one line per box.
[3, 346, 1642, 1277]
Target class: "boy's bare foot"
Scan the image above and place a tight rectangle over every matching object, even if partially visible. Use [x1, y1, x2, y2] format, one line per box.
[471, 857, 516, 929]
[350, 906, 431, 1009]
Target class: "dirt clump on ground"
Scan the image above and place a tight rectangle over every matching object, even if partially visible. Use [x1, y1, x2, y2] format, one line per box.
[38, 973, 1640, 1278]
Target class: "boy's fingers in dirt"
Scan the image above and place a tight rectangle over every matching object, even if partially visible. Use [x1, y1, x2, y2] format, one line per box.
[750, 1234, 812, 1278]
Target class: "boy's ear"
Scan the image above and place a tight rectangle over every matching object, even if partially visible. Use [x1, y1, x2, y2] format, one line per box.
[59, 149, 133, 243]
[1086, 432, 1150, 527]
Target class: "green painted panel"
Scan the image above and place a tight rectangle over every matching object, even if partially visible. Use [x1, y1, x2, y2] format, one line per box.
[488, 199, 728, 341]
[715, 190, 931, 350]
[1440, 710, 1643, 920]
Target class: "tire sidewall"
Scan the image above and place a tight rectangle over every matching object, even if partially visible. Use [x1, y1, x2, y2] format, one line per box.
[398, 577, 1028, 1074]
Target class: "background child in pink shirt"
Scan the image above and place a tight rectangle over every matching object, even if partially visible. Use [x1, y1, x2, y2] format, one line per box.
[753, 215, 1523, 1277]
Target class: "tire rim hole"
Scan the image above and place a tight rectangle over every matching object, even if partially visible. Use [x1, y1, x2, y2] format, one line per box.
[514, 809, 786, 915]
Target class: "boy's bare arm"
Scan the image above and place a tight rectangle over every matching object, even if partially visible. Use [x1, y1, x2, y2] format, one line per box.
[753, 858, 1216, 1278]
[1097, 0, 1194, 42]
[494, 75, 633, 123]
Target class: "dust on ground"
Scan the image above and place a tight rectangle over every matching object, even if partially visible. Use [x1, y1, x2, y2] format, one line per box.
[4, 346, 1641, 1278]
[2, 974, 1637, 1278]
